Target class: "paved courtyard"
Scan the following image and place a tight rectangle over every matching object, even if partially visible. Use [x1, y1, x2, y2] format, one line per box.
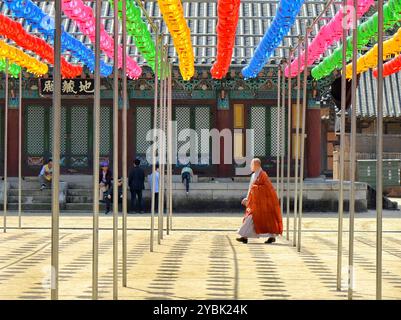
[0, 211, 401, 300]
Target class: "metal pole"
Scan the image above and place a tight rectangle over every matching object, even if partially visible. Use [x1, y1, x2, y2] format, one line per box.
[112, 0, 119, 300]
[293, 38, 302, 247]
[166, 60, 170, 236]
[158, 48, 165, 244]
[337, 0, 348, 291]
[348, 0, 358, 300]
[276, 65, 281, 196]
[167, 63, 173, 235]
[161, 52, 166, 240]
[51, 0, 62, 300]
[122, 0, 128, 288]
[3, 61, 8, 234]
[18, 70, 22, 229]
[280, 60, 286, 221]
[169, 64, 173, 232]
[297, 30, 309, 253]
[286, 49, 293, 241]
[376, 0, 384, 301]
[162, 50, 168, 236]
[150, 32, 159, 252]
[92, 0, 101, 300]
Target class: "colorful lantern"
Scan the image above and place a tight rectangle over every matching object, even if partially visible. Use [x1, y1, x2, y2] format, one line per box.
[4, 0, 113, 76]
[0, 58, 21, 77]
[157, 0, 195, 80]
[373, 53, 401, 78]
[111, 0, 158, 73]
[346, 27, 401, 78]
[0, 40, 48, 76]
[211, 0, 241, 79]
[312, 0, 401, 80]
[242, 0, 305, 79]
[0, 14, 82, 78]
[62, 0, 142, 79]
[285, 0, 374, 78]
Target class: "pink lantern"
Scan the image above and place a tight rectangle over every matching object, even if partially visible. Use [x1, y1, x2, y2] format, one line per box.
[61, 0, 141, 79]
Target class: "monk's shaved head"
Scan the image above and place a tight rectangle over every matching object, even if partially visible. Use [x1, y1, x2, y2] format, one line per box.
[251, 158, 262, 172]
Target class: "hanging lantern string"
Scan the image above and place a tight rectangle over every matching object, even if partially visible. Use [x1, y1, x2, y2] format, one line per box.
[242, 0, 305, 79]
[63, 0, 142, 79]
[346, 26, 401, 79]
[286, 0, 374, 78]
[111, 0, 158, 73]
[0, 14, 82, 78]
[210, 0, 241, 80]
[373, 50, 401, 78]
[0, 40, 48, 76]
[0, 58, 21, 77]
[4, 0, 113, 77]
[312, 0, 401, 80]
[157, 0, 194, 81]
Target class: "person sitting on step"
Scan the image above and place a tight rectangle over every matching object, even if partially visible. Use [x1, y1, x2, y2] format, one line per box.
[39, 158, 53, 191]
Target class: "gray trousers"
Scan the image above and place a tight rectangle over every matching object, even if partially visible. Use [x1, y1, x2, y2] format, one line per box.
[39, 176, 52, 188]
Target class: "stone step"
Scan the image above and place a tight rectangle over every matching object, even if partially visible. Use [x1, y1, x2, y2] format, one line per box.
[8, 196, 52, 204]
[65, 203, 106, 211]
[68, 183, 93, 189]
[8, 189, 52, 196]
[66, 196, 93, 203]
[9, 181, 44, 189]
[8, 203, 53, 211]
[67, 189, 93, 196]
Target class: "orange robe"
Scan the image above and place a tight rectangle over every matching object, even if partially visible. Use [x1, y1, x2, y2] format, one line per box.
[245, 170, 283, 235]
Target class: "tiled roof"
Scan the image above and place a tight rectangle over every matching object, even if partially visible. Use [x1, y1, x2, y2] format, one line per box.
[0, 0, 348, 67]
[357, 70, 401, 118]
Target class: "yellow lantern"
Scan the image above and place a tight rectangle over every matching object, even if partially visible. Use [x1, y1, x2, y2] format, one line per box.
[0, 40, 48, 76]
[157, 0, 194, 80]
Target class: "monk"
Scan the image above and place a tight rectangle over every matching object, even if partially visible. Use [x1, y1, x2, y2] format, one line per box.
[237, 158, 283, 244]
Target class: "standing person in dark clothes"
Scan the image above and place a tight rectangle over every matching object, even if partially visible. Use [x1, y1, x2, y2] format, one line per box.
[128, 159, 145, 213]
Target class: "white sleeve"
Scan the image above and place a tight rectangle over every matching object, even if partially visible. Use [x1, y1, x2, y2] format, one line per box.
[39, 166, 45, 176]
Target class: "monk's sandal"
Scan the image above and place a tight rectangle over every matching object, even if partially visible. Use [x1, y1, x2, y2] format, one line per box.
[236, 237, 248, 244]
[265, 237, 276, 244]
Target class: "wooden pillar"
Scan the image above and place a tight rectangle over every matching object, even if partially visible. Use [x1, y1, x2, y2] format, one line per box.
[216, 107, 232, 177]
[126, 101, 136, 173]
[7, 108, 19, 177]
[305, 106, 322, 178]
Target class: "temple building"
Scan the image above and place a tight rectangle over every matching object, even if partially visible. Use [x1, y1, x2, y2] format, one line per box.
[0, 1, 399, 181]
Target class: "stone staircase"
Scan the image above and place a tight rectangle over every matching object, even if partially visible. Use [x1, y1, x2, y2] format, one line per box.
[65, 182, 105, 212]
[3, 179, 106, 213]
[8, 180, 52, 211]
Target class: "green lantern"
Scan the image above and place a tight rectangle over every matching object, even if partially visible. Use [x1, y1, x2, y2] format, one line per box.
[110, 0, 159, 73]
[0, 58, 21, 77]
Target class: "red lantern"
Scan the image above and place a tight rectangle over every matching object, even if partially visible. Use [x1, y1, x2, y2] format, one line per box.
[211, 0, 241, 79]
[373, 53, 401, 78]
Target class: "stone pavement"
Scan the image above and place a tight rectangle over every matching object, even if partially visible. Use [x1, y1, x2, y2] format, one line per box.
[0, 212, 401, 300]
